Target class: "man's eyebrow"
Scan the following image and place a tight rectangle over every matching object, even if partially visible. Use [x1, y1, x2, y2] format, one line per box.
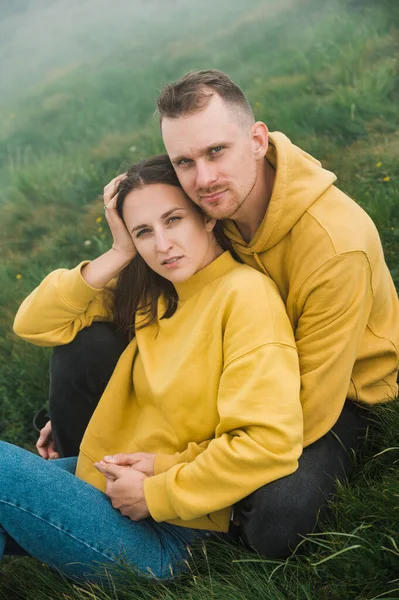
[172, 142, 230, 164]
[130, 208, 185, 233]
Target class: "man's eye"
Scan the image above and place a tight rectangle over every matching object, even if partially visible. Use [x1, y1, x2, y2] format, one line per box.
[210, 146, 223, 155]
[177, 158, 191, 167]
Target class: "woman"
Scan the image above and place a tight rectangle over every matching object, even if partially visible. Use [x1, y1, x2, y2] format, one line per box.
[5, 155, 302, 583]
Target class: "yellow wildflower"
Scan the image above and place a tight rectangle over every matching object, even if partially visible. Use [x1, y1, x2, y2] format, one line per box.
[96, 216, 103, 223]
[16, 273, 22, 280]
[376, 162, 382, 168]
[9, 113, 15, 119]
[383, 176, 390, 182]
[97, 227, 103, 232]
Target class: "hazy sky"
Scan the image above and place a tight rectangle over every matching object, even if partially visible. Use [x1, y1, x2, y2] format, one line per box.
[0, 0, 262, 105]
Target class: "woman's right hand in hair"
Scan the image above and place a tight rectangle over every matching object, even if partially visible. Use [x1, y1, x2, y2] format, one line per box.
[103, 174, 137, 259]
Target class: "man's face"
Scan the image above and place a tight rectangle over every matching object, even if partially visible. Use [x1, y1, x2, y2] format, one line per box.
[162, 94, 258, 220]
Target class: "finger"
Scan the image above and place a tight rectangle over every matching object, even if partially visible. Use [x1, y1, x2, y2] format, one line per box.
[49, 448, 60, 460]
[94, 461, 121, 479]
[36, 443, 49, 459]
[48, 440, 59, 455]
[111, 174, 127, 198]
[103, 453, 140, 465]
[104, 174, 127, 202]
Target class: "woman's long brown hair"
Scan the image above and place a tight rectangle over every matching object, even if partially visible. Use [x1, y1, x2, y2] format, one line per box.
[112, 154, 240, 339]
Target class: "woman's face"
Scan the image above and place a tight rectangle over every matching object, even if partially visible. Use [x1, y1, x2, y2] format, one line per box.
[122, 183, 219, 283]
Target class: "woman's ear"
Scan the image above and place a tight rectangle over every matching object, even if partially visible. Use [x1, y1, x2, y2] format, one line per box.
[204, 216, 217, 232]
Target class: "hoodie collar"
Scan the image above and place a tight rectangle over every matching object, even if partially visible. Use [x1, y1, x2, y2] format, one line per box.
[174, 251, 238, 302]
[224, 132, 337, 254]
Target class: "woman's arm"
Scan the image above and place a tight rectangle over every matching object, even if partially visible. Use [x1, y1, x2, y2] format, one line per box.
[144, 343, 302, 523]
[13, 174, 136, 346]
[143, 275, 304, 523]
[13, 263, 115, 346]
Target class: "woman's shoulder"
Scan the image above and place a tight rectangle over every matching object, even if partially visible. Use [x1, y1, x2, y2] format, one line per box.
[219, 259, 282, 304]
[216, 260, 295, 348]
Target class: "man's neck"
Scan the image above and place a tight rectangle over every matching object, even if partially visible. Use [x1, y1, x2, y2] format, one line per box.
[233, 159, 275, 243]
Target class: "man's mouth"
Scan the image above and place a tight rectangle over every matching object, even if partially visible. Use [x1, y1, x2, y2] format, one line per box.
[200, 189, 227, 203]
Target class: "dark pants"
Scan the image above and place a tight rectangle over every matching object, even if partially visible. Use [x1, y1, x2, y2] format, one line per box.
[49, 322, 374, 559]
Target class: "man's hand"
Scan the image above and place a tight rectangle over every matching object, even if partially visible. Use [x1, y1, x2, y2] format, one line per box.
[94, 461, 150, 521]
[102, 452, 156, 477]
[36, 420, 60, 460]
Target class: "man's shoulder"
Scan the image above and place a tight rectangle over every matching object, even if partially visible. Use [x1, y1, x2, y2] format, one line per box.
[293, 185, 380, 257]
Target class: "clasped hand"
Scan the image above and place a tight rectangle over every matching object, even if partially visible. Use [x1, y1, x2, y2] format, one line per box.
[94, 452, 156, 521]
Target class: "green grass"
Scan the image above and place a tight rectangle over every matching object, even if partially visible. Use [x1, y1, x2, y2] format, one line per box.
[1, 404, 399, 600]
[0, 0, 398, 596]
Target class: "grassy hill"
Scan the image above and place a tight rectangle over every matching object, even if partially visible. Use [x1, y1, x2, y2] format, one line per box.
[0, 0, 398, 597]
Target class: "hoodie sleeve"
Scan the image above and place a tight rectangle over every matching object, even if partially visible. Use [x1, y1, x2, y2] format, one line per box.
[144, 341, 302, 523]
[154, 440, 212, 475]
[294, 251, 374, 446]
[13, 262, 114, 347]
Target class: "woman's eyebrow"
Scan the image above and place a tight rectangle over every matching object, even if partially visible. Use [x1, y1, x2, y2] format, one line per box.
[130, 208, 185, 233]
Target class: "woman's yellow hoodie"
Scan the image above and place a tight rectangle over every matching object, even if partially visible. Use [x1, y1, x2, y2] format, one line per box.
[13, 252, 303, 532]
[224, 132, 399, 447]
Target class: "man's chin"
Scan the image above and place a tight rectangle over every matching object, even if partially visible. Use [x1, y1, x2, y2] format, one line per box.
[200, 201, 237, 221]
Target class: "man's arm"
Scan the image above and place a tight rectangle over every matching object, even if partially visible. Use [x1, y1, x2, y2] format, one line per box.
[294, 251, 375, 446]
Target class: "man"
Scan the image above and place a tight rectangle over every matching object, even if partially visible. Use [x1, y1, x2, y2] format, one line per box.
[37, 70, 399, 558]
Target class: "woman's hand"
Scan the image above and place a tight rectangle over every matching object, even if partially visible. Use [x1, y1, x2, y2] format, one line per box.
[36, 420, 60, 460]
[94, 461, 150, 521]
[102, 452, 156, 477]
[103, 174, 137, 260]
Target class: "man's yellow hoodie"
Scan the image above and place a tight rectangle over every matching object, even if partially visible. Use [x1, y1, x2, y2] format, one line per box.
[224, 132, 399, 447]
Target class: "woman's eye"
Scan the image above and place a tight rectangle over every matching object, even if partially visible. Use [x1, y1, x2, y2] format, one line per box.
[167, 216, 181, 224]
[136, 228, 151, 238]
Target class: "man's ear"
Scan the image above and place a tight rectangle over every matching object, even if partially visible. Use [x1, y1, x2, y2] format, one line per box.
[205, 216, 217, 232]
[251, 121, 268, 159]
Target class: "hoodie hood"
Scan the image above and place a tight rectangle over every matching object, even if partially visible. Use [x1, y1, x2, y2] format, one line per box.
[224, 132, 337, 254]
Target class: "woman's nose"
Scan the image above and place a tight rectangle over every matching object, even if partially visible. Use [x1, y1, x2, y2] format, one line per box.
[155, 230, 173, 253]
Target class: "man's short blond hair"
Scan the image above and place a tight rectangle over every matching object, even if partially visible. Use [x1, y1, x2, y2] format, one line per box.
[156, 69, 255, 128]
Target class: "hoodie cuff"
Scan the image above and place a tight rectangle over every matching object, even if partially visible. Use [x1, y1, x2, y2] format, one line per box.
[57, 262, 104, 309]
[144, 472, 178, 522]
[153, 453, 181, 475]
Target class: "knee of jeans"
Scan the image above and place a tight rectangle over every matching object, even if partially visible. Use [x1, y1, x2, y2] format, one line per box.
[0, 442, 24, 476]
[237, 491, 319, 558]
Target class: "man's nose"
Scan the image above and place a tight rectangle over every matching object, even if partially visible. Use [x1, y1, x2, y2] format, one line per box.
[195, 161, 217, 189]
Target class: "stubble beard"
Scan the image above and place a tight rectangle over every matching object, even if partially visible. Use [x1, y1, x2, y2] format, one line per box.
[197, 189, 247, 221]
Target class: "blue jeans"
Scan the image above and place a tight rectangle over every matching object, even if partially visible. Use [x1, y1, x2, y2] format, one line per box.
[0, 441, 213, 583]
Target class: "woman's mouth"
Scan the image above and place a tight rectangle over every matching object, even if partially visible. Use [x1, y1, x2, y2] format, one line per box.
[162, 256, 183, 268]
